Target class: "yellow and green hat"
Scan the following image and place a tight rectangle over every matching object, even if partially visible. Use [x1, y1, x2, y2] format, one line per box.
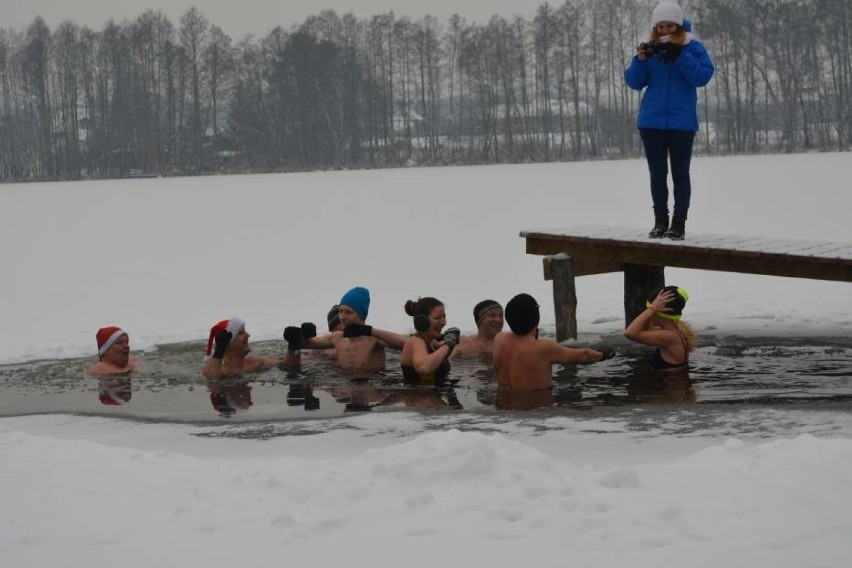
[646, 286, 688, 321]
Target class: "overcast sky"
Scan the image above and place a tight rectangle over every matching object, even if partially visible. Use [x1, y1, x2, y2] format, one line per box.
[4, 0, 547, 38]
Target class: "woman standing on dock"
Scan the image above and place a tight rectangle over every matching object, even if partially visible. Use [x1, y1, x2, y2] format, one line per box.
[624, 2, 714, 240]
[624, 286, 696, 370]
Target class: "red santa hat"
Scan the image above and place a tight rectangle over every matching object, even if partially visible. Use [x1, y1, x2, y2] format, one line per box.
[96, 326, 127, 358]
[204, 318, 246, 361]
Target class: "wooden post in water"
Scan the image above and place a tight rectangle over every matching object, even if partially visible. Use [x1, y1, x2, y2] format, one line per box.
[623, 263, 665, 326]
[547, 253, 578, 341]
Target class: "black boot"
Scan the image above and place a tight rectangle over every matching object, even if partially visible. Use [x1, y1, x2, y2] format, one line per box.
[648, 213, 669, 238]
[665, 215, 686, 240]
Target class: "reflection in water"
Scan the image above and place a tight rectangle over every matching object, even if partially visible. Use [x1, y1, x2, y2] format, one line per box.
[98, 377, 132, 406]
[383, 384, 462, 410]
[207, 378, 253, 417]
[572, 356, 696, 407]
[495, 389, 554, 411]
[324, 381, 463, 412]
[1, 336, 851, 421]
[286, 384, 320, 411]
[492, 356, 696, 411]
[626, 372, 695, 405]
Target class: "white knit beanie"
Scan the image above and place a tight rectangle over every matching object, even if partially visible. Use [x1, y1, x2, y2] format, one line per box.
[651, 2, 684, 27]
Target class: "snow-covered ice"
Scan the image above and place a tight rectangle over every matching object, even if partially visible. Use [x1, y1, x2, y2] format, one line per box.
[2, 153, 851, 566]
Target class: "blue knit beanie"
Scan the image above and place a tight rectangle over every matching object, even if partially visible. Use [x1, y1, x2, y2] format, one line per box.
[340, 287, 370, 320]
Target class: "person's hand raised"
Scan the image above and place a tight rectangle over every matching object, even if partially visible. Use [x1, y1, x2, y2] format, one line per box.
[650, 289, 675, 312]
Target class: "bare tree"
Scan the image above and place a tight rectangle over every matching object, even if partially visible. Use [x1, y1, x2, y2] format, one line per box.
[179, 7, 209, 171]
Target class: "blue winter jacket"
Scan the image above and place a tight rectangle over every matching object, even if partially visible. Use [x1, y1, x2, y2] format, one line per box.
[623, 21, 714, 132]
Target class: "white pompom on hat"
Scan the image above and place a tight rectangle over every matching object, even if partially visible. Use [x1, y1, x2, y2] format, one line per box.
[204, 317, 246, 361]
[651, 2, 684, 27]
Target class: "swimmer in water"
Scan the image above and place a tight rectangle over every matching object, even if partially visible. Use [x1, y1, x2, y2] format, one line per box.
[318, 304, 343, 359]
[624, 285, 696, 370]
[282, 287, 408, 374]
[452, 299, 504, 358]
[202, 318, 284, 379]
[400, 296, 460, 383]
[493, 293, 615, 390]
[88, 327, 138, 376]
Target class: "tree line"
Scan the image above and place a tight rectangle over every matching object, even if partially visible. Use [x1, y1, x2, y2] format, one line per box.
[1, 0, 850, 182]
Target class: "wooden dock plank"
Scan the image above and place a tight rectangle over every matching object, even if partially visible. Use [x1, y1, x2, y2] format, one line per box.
[522, 226, 852, 338]
[523, 226, 852, 257]
[521, 226, 852, 282]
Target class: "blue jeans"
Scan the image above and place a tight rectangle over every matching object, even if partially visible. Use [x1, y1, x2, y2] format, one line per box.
[639, 129, 696, 217]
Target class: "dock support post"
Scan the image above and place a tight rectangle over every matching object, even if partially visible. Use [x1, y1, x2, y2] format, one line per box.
[623, 263, 665, 326]
[548, 253, 578, 342]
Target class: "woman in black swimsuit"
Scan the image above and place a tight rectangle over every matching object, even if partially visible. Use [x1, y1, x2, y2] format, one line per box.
[400, 297, 461, 383]
[624, 286, 696, 369]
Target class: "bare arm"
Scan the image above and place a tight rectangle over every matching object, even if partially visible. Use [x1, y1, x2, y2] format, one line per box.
[282, 349, 301, 367]
[241, 355, 280, 373]
[281, 331, 339, 367]
[625, 290, 680, 348]
[407, 337, 451, 375]
[202, 358, 224, 380]
[541, 340, 604, 366]
[301, 333, 338, 350]
[370, 328, 409, 350]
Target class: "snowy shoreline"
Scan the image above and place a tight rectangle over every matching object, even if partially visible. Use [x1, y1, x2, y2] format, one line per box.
[3, 411, 852, 567]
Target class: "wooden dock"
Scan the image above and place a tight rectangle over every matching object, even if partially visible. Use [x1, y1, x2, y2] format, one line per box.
[521, 225, 852, 341]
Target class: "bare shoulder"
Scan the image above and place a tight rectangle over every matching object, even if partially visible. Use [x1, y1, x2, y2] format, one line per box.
[531, 337, 565, 355]
[453, 336, 479, 357]
[328, 331, 346, 346]
[243, 355, 279, 372]
[632, 328, 680, 348]
[87, 362, 109, 376]
[493, 332, 512, 347]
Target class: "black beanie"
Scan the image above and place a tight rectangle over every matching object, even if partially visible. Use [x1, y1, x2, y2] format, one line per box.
[505, 293, 540, 335]
[327, 304, 341, 331]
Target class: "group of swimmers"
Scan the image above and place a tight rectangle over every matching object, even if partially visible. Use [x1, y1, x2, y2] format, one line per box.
[88, 285, 696, 392]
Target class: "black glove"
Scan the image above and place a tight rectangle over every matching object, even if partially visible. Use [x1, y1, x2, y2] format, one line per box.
[212, 329, 232, 359]
[662, 42, 682, 62]
[343, 323, 373, 338]
[441, 327, 461, 353]
[301, 322, 317, 339]
[283, 326, 302, 351]
[598, 346, 616, 361]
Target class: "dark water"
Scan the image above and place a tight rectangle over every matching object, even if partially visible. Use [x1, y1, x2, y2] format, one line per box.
[2, 333, 851, 424]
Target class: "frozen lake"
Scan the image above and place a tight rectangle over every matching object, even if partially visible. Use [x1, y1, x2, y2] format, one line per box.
[2, 154, 852, 567]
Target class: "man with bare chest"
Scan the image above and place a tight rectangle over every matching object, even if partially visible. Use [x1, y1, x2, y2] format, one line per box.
[493, 294, 614, 390]
[452, 299, 504, 358]
[283, 287, 407, 374]
[88, 327, 139, 376]
[202, 318, 284, 379]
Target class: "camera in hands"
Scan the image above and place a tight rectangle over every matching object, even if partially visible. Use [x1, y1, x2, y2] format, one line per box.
[640, 42, 670, 57]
